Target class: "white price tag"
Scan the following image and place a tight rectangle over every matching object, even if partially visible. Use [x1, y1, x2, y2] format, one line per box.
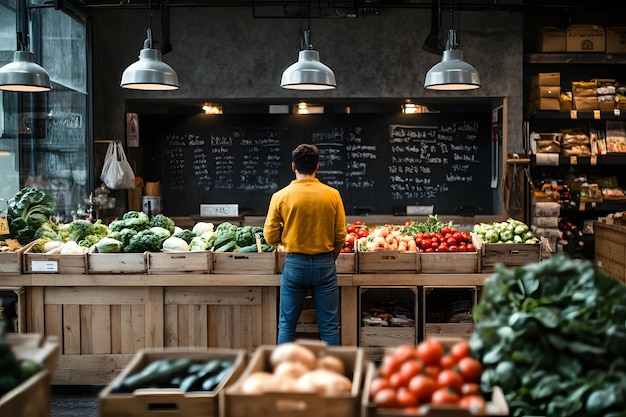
[31, 260, 59, 272]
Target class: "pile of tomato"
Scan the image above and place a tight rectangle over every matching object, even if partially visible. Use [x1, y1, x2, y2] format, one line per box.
[415, 227, 476, 253]
[369, 339, 487, 413]
[342, 221, 369, 253]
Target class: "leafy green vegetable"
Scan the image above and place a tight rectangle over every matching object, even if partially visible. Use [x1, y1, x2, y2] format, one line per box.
[235, 225, 265, 247]
[216, 222, 238, 235]
[109, 228, 137, 247]
[192, 222, 213, 237]
[162, 236, 190, 251]
[2, 187, 57, 244]
[173, 229, 195, 244]
[470, 254, 626, 417]
[124, 229, 161, 253]
[95, 237, 123, 253]
[149, 214, 176, 234]
[473, 218, 537, 244]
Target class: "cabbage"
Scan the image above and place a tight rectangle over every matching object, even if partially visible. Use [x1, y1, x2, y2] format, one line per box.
[192, 222, 214, 237]
[189, 236, 210, 251]
[162, 236, 190, 251]
[95, 237, 123, 253]
[150, 226, 171, 241]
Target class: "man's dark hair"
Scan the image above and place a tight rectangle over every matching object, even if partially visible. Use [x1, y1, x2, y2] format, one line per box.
[292, 143, 319, 174]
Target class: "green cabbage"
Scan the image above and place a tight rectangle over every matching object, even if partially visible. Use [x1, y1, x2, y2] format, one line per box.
[162, 236, 190, 251]
[95, 237, 123, 253]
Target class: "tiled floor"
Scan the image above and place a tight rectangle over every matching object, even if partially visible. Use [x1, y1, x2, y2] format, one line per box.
[51, 385, 102, 417]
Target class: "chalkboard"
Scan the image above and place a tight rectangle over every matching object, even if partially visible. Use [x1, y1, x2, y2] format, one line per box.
[140, 112, 494, 216]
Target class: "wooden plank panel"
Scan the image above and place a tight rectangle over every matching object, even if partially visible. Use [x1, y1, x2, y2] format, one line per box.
[63, 304, 81, 355]
[247, 303, 263, 351]
[131, 304, 145, 352]
[52, 354, 135, 385]
[92, 305, 111, 354]
[207, 305, 218, 348]
[231, 305, 243, 349]
[164, 304, 178, 348]
[164, 287, 261, 305]
[145, 287, 163, 348]
[80, 305, 93, 354]
[261, 287, 277, 345]
[187, 304, 208, 347]
[341, 286, 358, 347]
[45, 287, 147, 305]
[27, 287, 45, 333]
[119, 305, 132, 354]
[44, 304, 63, 343]
[177, 305, 189, 348]
[163, 305, 177, 347]
[110, 305, 121, 354]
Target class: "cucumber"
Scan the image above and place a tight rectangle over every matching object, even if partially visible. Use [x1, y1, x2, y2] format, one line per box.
[196, 359, 222, 379]
[179, 374, 200, 392]
[201, 366, 233, 391]
[121, 358, 191, 390]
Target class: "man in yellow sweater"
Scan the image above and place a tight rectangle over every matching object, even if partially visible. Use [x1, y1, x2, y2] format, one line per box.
[264, 143, 347, 345]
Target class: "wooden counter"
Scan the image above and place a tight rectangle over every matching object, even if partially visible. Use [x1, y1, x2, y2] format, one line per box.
[0, 272, 492, 385]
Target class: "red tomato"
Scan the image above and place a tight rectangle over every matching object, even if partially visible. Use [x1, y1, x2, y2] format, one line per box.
[416, 339, 444, 366]
[459, 394, 487, 413]
[461, 382, 481, 396]
[461, 231, 471, 241]
[466, 244, 476, 252]
[440, 355, 455, 369]
[430, 241, 439, 249]
[431, 387, 460, 405]
[346, 225, 356, 234]
[396, 387, 418, 408]
[357, 228, 369, 238]
[425, 248, 434, 253]
[353, 220, 364, 226]
[424, 365, 440, 380]
[374, 388, 400, 409]
[408, 374, 438, 403]
[369, 377, 391, 399]
[449, 227, 458, 234]
[389, 371, 409, 389]
[398, 360, 423, 384]
[448, 245, 459, 252]
[436, 244, 447, 252]
[446, 237, 457, 246]
[450, 340, 471, 363]
[380, 353, 404, 378]
[441, 226, 451, 235]
[437, 369, 464, 393]
[345, 233, 356, 246]
[457, 357, 483, 383]
[394, 345, 418, 362]
[420, 239, 431, 249]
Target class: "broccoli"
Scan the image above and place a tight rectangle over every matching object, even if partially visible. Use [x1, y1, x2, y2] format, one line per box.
[216, 222, 238, 235]
[91, 219, 109, 238]
[108, 219, 126, 233]
[58, 224, 70, 242]
[149, 214, 176, 235]
[78, 234, 102, 248]
[34, 222, 61, 241]
[67, 219, 94, 242]
[173, 229, 195, 244]
[27, 213, 51, 230]
[121, 211, 150, 231]
[235, 226, 265, 247]
[123, 229, 161, 253]
[109, 228, 138, 247]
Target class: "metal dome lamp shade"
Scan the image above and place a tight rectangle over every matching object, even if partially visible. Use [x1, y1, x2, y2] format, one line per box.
[0, 0, 51, 92]
[280, 0, 335, 90]
[424, 0, 480, 91]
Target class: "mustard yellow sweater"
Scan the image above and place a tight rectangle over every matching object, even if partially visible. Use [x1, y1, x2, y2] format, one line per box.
[263, 178, 346, 256]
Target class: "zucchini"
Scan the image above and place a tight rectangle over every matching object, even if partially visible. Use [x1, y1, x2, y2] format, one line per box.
[121, 358, 191, 390]
[195, 359, 222, 379]
[213, 231, 236, 250]
[201, 365, 234, 391]
[215, 240, 237, 252]
[236, 244, 259, 253]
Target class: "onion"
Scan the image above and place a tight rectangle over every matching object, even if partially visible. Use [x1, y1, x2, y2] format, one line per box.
[274, 361, 310, 380]
[315, 355, 345, 375]
[240, 371, 274, 394]
[295, 369, 352, 395]
[270, 343, 317, 371]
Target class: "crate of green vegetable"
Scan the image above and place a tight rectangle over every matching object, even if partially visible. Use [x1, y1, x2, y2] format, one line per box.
[99, 347, 246, 417]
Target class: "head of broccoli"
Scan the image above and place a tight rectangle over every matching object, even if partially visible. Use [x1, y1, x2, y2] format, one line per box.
[121, 211, 150, 231]
[149, 214, 176, 235]
[173, 229, 195, 244]
[123, 229, 161, 253]
[68, 219, 94, 242]
[109, 228, 137, 247]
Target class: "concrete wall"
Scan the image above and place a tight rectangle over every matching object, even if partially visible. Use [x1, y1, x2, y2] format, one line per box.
[92, 7, 523, 148]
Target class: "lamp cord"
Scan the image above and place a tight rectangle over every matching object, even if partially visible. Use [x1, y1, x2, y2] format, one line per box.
[16, 0, 28, 52]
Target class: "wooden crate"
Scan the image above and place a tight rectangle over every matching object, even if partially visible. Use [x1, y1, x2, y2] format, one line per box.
[594, 222, 626, 284]
[361, 362, 509, 417]
[359, 287, 418, 362]
[276, 252, 356, 274]
[0, 334, 61, 417]
[212, 251, 275, 274]
[87, 247, 147, 274]
[472, 234, 541, 272]
[223, 341, 364, 417]
[147, 251, 211, 274]
[418, 252, 479, 273]
[23, 248, 87, 274]
[0, 241, 33, 274]
[422, 286, 477, 339]
[358, 251, 418, 273]
[99, 347, 246, 417]
[0, 287, 25, 334]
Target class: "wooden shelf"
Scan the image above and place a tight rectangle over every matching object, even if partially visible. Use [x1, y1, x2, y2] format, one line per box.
[525, 53, 626, 65]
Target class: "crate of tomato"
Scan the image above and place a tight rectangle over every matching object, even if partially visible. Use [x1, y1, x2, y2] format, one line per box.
[415, 226, 479, 274]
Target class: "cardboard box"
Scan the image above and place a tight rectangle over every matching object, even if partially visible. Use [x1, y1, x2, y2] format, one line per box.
[606, 27, 626, 54]
[574, 96, 599, 111]
[560, 99, 573, 111]
[147, 250, 211, 274]
[567, 25, 605, 52]
[99, 348, 247, 417]
[530, 72, 560, 88]
[529, 98, 561, 111]
[223, 341, 364, 417]
[529, 85, 561, 102]
[537, 26, 566, 52]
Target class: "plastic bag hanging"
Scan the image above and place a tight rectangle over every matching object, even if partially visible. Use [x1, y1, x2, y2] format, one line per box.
[100, 142, 136, 189]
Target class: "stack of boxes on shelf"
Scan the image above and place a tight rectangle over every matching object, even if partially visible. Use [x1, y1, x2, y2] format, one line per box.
[529, 72, 562, 112]
[531, 200, 561, 252]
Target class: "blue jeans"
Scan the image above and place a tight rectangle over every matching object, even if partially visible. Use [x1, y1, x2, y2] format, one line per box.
[278, 252, 340, 346]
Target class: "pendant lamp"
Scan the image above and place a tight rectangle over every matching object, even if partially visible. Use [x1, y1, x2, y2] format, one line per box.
[424, 0, 480, 91]
[121, 3, 179, 91]
[280, 0, 336, 90]
[0, 0, 52, 92]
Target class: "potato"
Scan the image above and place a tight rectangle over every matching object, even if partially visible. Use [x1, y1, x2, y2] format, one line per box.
[294, 369, 352, 395]
[270, 343, 317, 370]
[315, 355, 345, 375]
[240, 371, 274, 394]
[274, 361, 310, 380]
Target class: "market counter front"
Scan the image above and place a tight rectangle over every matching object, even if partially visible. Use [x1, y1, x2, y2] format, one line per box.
[0, 270, 494, 385]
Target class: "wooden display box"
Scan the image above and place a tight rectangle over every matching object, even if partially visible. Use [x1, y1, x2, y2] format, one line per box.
[222, 341, 364, 417]
[472, 235, 541, 272]
[360, 287, 418, 362]
[0, 334, 61, 417]
[276, 252, 357, 274]
[0, 241, 33, 274]
[358, 251, 418, 273]
[147, 251, 211, 274]
[361, 362, 509, 417]
[87, 247, 147, 274]
[418, 252, 479, 273]
[99, 347, 246, 417]
[422, 287, 477, 339]
[212, 251, 276, 274]
[23, 247, 87, 274]
[594, 222, 626, 284]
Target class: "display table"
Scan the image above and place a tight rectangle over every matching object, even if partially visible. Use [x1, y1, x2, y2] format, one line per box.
[0, 272, 492, 385]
